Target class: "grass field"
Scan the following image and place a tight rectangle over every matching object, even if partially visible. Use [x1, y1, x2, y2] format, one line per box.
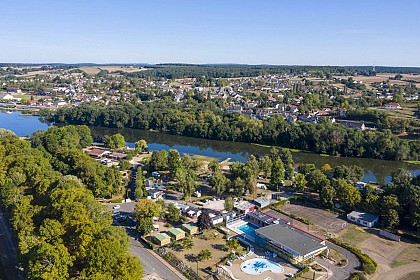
[339, 226, 371, 247]
[398, 271, 420, 280]
[390, 246, 420, 268]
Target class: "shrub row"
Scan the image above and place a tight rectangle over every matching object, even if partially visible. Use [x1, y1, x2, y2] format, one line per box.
[270, 206, 314, 225]
[290, 266, 309, 279]
[329, 238, 377, 274]
[348, 271, 367, 280]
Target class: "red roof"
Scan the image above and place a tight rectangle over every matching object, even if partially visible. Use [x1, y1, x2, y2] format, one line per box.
[89, 149, 108, 157]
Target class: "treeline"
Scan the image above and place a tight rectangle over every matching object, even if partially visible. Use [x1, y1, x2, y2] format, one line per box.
[0, 128, 143, 279]
[46, 101, 420, 160]
[124, 65, 420, 79]
[31, 126, 123, 198]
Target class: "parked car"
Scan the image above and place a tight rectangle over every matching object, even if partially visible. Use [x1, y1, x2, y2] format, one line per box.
[113, 205, 121, 209]
[112, 210, 120, 215]
[151, 171, 160, 177]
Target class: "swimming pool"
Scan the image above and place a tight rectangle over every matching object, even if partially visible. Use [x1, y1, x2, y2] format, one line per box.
[237, 223, 259, 239]
[240, 258, 284, 275]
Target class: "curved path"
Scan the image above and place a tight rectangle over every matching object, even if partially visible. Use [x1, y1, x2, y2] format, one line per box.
[379, 263, 420, 280]
[315, 241, 360, 280]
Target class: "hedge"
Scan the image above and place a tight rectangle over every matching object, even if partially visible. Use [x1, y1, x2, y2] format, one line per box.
[290, 266, 309, 279]
[329, 238, 377, 274]
[348, 271, 367, 280]
[269, 207, 314, 225]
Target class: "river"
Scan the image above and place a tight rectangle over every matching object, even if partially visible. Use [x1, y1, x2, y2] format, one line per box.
[1, 111, 419, 185]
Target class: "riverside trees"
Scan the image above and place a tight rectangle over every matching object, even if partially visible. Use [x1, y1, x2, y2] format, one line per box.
[48, 101, 420, 161]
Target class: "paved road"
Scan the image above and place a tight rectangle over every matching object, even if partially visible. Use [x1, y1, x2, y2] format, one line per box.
[128, 234, 184, 280]
[316, 241, 360, 280]
[0, 203, 24, 280]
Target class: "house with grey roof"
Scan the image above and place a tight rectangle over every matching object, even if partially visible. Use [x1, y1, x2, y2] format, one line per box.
[347, 210, 379, 228]
[255, 223, 327, 264]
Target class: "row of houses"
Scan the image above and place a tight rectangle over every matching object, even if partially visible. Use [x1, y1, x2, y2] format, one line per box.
[151, 223, 198, 246]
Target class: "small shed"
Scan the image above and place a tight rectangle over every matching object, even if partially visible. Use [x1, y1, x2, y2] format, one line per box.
[253, 197, 270, 208]
[181, 223, 198, 235]
[347, 210, 379, 228]
[152, 233, 171, 246]
[167, 228, 186, 241]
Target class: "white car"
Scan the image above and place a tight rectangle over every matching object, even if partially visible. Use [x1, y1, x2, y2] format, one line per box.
[286, 273, 294, 278]
[112, 205, 121, 209]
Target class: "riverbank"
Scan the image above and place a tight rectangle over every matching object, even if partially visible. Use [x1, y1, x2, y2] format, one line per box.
[1, 111, 419, 185]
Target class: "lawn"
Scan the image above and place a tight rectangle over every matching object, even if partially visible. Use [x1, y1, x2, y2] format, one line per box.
[390, 246, 420, 268]
[339, 226, 371, 247]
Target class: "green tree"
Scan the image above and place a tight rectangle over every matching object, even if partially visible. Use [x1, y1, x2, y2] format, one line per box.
[224, 197, 234, 211]
[320, 185, 336, 208]
[208, 159, 221, 173]
[258, 155, 272, 178]
[182, 236, 194, 250]
[294, 173, 307, 192]
[298, 163, 315, 175]
[166, 203, 181, 224]
[210, 172, 230, 196]
[232, 177, 245, 196]
[104, 133, 126, 149]
[197, 249, 212, 261]
[333, 179, 361, 210]
[270, 159, 285, 187]
[197, 212, 212, 231]
[306, 169, 330, 192]
[225, 238, 240, 255]
[149, 150, 168, 171]
[134, 199, 161, 219]
[27, 241, 74, 280]
[384, 208, 400, 229]
[167, 149, 181, 176]
[135, 139, 148, 154]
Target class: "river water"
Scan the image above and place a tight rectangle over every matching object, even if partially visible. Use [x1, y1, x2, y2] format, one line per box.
[1, 111, 419, 185]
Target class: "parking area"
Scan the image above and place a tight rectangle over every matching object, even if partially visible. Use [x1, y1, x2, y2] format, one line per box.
[282, 202, 348, 234]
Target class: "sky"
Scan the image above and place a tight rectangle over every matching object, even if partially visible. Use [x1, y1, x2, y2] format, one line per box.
[1, 0, 419, 66]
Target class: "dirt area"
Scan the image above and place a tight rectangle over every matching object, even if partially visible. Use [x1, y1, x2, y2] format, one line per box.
[168, 229, 234, 277]
[338, 226, 370, 247]
[281, 202, 348, 235]
[398, 271, 420, 280]
[337, 226, 419, 280]
[390, 246, 420, 268]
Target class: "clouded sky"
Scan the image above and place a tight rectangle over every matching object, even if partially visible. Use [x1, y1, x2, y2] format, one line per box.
[1, 0, 419, 66]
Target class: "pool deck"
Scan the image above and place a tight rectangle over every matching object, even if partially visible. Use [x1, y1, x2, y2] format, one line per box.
[222, 255, 299, 280]
[227, 220, 256, 242]
[224, 220, 299, 280]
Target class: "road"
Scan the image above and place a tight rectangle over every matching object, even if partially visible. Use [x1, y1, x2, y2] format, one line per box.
[109, 204, 184, 280]
[0, 203, 24, 280]
[315, 241, 360, 280]
[128, 233, 184, 280]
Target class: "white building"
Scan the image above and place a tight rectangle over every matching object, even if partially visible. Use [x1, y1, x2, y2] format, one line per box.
[347, 210, 379, 228]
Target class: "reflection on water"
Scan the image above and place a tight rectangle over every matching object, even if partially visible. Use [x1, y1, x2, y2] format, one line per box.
[1, 111, 419, 185]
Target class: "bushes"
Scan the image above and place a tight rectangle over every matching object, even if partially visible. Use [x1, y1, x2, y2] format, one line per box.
[290, 266, 309, 279]
[270, 207, 314, 225]
[329, 238, 377, 274]
[348, 271, 367, 280]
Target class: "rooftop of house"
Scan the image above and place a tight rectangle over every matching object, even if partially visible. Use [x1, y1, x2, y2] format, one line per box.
[168, 227, 185, 236]
[153, 232, 171, 241]
[347, 210, 379, 222]
[181, 223, 198, 230]
[255, 223, 326, 257]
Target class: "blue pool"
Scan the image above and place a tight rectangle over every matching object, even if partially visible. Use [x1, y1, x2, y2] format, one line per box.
[241, 258, 284, 275]
[237, 223, 259, 239]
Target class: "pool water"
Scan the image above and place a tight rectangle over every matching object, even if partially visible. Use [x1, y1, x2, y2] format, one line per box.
[240, 258, 284, 275]
[237, 223, 259, 239]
